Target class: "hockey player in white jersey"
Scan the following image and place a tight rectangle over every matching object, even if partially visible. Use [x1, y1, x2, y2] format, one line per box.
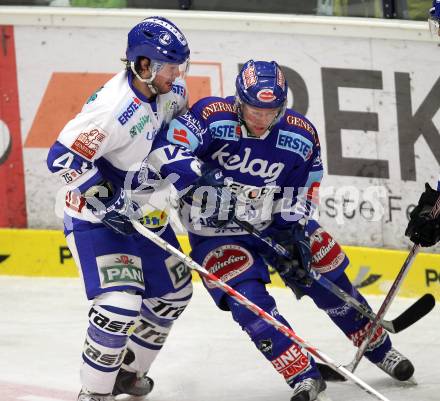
[47, 17, 192, 401]
[148, 60, 415, 401]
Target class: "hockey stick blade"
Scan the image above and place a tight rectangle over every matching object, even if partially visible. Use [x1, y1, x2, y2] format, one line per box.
[317, 363, 346, 382]
[234, 218, 432, 335]
[389, 293, 435, 333]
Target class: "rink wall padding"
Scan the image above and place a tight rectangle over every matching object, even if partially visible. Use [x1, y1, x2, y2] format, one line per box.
[0, 7, 439, 253]
[1, 228, 439, 301]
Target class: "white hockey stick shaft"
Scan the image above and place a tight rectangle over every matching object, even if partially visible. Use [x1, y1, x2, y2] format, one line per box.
[132, 220, 391, 401]
[349, 182, 440, 372]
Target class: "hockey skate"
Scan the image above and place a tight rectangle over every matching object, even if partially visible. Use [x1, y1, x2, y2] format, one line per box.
[376, 347, 414, 381]
[290, 377, 327, 401]
[113, 368, 154, 400]
[77, 390, 115, 401]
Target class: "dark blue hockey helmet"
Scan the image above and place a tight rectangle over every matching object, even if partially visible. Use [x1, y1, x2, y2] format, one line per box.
[236, 60, 288, 109]
[126, 16, 190, 64]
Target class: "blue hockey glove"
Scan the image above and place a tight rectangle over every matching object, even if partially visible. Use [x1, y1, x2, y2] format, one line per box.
[184, 166, 236, 228]
[405, 183, 440, 247]
[85, 182, 141, 235]
[261, 223, 313, 287]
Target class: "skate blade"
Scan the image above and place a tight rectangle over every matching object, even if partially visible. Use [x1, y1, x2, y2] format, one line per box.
[115, 395, 147, 401]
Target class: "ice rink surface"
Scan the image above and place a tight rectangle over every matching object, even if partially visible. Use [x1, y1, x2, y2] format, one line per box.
[1, 276, 439, 401]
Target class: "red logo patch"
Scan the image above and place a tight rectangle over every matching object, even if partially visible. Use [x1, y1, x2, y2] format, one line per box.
[71, 128, 106, 160]
[350, 321, 387, 350]
[202, 245, 253, 286]
[271, 344, 310, 380]
[256, 89, 276, 102]
[310, 227, 346, 273]
[242, 63, 257, 89]
[65, 190, 86, 212]
[173, 128, 190, 145]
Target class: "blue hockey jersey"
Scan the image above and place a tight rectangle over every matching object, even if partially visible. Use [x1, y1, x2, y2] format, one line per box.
[149, 96, 323, 236]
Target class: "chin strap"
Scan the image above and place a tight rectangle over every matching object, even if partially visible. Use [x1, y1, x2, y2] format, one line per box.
[130, 61, 158, 95]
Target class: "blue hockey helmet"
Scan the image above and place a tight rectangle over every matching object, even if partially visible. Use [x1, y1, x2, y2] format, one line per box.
[235, 60, 288, 109]
[126, 16, 190, 64]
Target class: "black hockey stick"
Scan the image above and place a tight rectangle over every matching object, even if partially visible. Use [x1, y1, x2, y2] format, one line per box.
[348, 190, 440, 373]
[234, 218, 435, 335]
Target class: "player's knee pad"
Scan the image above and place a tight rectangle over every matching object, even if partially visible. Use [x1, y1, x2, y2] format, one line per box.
[227, 281, 316, 386]
[130, 282, 193, 351]
[83, 291, 142, 373]
[227, 280, 278, 331]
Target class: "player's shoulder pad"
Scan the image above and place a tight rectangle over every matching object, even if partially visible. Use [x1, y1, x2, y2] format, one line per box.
[166, 109, 205, 152]
[276, 109, 320, 162]
[192, 96, 238, 122]
[82, 71, 135, 123]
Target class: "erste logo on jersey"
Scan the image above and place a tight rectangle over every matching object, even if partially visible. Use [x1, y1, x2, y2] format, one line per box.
[209, 120, 241, 141]
[172, 84, 186, 98]
[117, 97, 141, 125]
[71, 128, 107, 160]
[257, 89, 276, 103]
[276, 130, 313, 161]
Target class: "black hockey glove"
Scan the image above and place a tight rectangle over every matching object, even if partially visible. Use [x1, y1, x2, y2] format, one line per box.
[85, 181, 141, 235]
[405, 183, 440, 247]
[261, 223, 313, 287]
[184, 166, 236, 228]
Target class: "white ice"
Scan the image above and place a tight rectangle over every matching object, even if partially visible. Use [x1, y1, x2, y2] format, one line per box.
[1, 277, 439, 401]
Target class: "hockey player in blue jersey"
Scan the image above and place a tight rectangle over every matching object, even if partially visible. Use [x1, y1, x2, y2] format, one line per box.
[47, 17, 192, 401]
[149, 60, 415, 401]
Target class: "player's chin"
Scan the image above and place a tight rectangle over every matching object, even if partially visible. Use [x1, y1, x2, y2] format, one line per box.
[253, 126, 268, 136]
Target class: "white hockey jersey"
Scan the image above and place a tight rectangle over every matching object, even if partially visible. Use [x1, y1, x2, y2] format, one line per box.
[47, 70, 188, 226]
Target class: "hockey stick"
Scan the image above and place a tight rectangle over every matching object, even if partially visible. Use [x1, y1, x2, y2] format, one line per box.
[131, 220, 391, 401]
[348, 188, 440, 373]
[233, 218, 435, 335]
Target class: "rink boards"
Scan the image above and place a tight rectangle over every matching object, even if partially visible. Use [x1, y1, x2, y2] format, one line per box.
[1, 228, 439, 300]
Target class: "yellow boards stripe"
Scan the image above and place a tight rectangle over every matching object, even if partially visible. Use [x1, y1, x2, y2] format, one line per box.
[0, 229, 439, 300]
